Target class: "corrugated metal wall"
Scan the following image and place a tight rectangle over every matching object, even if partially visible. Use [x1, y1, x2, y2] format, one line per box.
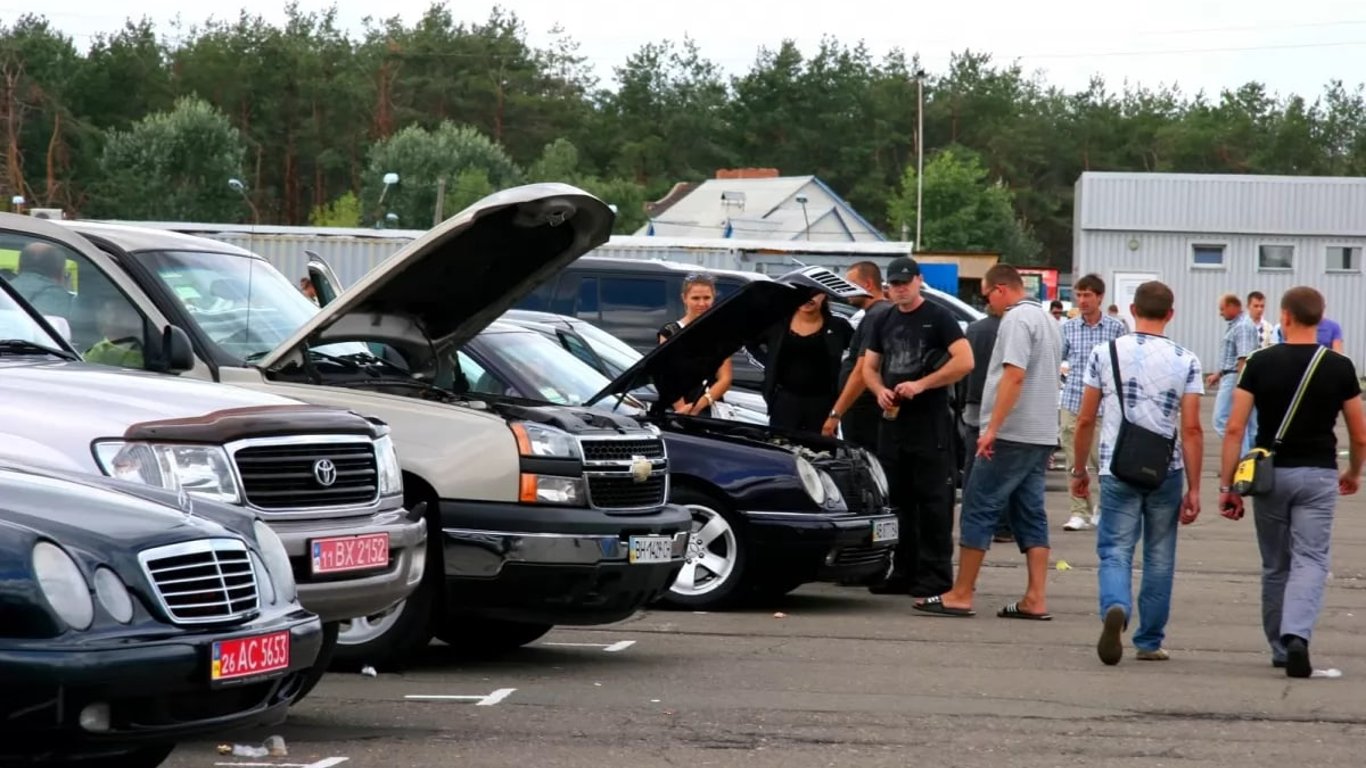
[1076, 230, 1366, 371]
[201, 232, 414, 289]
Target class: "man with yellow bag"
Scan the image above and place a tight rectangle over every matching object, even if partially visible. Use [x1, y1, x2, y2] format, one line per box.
[1219, 286, 1366, 678]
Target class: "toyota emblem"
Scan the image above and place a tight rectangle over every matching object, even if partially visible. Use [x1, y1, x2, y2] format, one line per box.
[313, 459, 338, 487]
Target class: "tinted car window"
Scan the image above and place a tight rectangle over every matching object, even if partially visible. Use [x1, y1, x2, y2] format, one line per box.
[576, 276, 599, 320]
[598, 276, 669, 348]
[550, 275, 579, 316]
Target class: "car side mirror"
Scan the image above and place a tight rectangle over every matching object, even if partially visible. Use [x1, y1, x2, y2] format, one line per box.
[153, 325, 195, 374]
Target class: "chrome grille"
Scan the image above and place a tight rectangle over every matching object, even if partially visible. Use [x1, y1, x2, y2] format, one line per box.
[233, 440, 378, 510]
[138, 539, 259, 624]
[579, 436, 668, 511]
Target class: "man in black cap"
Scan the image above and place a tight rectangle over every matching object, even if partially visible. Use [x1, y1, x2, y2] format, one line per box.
[862, 256, 975, 597]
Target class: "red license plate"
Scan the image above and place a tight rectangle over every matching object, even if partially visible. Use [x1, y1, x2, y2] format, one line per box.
[211, 631, 290, 682]
[311, 532, 390, 575]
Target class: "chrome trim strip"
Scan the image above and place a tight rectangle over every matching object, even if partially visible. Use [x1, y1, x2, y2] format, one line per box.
[441, 528, 688, 574]
[224, 434, 383, 518]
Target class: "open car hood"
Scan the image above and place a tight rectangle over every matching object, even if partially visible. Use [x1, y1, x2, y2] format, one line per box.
[587, 267, 868, 411]
[260, 183, 614, 370]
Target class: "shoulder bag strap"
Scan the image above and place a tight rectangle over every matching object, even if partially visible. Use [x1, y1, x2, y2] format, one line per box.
[1273, 346, 1328, 445]
[1108, 340, 1127, 422]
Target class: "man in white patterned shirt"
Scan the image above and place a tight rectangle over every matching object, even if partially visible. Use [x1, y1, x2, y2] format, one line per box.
[1247, 291, 1275, 349]
[1058, 274, 1129, 532]
[1070, 280, 1204, 665]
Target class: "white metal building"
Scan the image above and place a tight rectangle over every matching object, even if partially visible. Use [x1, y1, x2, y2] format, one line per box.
[637, 176, 886, 242]
[1073, 171, 1366, 371]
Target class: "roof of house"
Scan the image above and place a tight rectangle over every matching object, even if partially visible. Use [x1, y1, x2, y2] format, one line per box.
[638, 176, 884, 241]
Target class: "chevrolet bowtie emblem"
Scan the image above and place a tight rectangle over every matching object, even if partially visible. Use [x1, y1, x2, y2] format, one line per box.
[630, 456, 653, 484]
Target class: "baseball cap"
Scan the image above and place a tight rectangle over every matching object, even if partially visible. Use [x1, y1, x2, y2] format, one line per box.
[885, 256, 921, 283]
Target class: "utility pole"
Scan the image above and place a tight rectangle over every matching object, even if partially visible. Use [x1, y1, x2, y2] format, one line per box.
[433, 177, 446, 226]
[915, 69, 925, 253]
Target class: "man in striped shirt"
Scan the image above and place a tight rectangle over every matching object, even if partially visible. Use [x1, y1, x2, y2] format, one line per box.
[1058, 274, 1128, 531]
[1209, 293, 1260, 455]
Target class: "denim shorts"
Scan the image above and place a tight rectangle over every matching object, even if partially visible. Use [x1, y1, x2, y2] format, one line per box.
[959, 439, 1054, 552]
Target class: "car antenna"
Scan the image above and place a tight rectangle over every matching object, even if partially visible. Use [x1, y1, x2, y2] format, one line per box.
[229, 177, 258, 355]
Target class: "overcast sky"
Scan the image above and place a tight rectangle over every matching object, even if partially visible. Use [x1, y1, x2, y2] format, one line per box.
[22, 0, 1366, 99]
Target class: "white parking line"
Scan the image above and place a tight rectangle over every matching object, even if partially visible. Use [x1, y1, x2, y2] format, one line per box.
[404, 688, 516, 706]
[215, 758, 349, 768]
[540, 640, 636, 653]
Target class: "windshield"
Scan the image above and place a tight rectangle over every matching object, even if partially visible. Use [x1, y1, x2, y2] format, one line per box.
[140, 249, 365, 361]
[569, 319, 642, 377]
[0, 281, 67, 349]
[470, 330, 622, 408]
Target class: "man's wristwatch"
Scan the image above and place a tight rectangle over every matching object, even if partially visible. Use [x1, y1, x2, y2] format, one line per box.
[1069, 467, 1088, 478]
[828, 410, 841, 421]
[1219, 485, 1232, 493]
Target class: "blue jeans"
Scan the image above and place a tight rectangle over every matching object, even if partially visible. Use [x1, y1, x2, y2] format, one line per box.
[1213, 376, 1255, 454]
[959, 439, 1053, 551]
[1097, 472, 1184, 652]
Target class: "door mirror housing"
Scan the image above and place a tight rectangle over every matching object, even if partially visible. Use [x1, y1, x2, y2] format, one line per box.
[151, 324, 195, 374]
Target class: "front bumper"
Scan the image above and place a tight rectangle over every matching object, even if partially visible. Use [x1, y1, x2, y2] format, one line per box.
[0, 611, 322, 759]
[438, 500, 691, 625]
[741, 509, 898, 584]
[266, 505, 427, 623]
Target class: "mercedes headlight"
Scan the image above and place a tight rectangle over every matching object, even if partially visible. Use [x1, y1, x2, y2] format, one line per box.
[862, 449, 890, 497]
[253, 521, 297, 604]
[374, 435, 403, 496]
[33, 541, 93, 630]
[92, 441, 240, 504]
[510, 422, 581, 459]
[795, 456, 827, 505]
[92, 567, 134, 624]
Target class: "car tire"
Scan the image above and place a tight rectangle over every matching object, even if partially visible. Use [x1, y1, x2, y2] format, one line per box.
[290, 621, 338, 704]
[434, 617, 553, 655]
[657, 487, 749, 610]
[53, 745, 174, 768]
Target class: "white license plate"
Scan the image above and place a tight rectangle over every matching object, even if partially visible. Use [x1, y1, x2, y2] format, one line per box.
[628, 535, 674, 564]
[873, 519, 899, 543]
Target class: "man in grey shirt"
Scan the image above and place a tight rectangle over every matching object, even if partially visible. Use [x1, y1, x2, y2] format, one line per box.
[915, 263, 1062, 620]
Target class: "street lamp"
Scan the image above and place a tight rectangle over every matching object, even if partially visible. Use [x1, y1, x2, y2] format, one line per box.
[228, 178, 259, 224]
[913, 69, 925, 252]
[378, 172, 400, 206]
[795, 194, 811, 241]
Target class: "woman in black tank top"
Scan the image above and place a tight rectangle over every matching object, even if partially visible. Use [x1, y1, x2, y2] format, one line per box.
[657, 273, 733, 416]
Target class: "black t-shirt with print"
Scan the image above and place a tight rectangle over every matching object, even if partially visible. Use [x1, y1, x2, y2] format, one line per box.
[864, 299, 965, 419]
[1238, 344, 1361, 468]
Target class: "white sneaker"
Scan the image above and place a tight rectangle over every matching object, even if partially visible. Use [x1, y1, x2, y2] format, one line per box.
[1064, 515, 1094, 531]
[1090, 512, 1102, 527]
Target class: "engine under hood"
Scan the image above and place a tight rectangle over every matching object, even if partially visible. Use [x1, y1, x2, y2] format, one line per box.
[588, 266, 869, 412]
[261, 183, 615, 371]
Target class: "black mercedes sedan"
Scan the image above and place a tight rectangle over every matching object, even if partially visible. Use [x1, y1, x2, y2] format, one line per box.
[0, 464, 323, 767]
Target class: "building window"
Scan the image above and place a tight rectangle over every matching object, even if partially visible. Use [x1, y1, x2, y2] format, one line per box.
[1258, 245, 1294, 271]
[1191, 244, 1225, 268]
[1326, 246, 1361, 273]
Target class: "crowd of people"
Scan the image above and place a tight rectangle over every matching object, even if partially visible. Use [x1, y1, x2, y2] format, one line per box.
[658, 259, 1366, 677]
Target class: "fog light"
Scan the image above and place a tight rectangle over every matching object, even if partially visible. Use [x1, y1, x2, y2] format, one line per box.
[406, 546, 427, 586]
[825, 550, 838, 566]
[79, 703, 110, 732]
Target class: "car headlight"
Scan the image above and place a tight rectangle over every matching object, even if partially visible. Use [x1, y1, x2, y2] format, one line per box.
[250, 552, 277, 606]
[33, 541, 93, 630]
[92, 567, 134, 624]
[862, 449, 890, 497]
[510, 422, 581, 459]
[374, 435, 403, 496]
[253, 521, 297, 604]
[92, 441, 240, 504]
[795, 456, 827, 505]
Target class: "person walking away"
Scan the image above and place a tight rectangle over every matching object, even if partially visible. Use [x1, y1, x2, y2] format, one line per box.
[659, 273, 733, 416]
[748, 293, 853, 433]
[1219, 286, 1366, 678]
[823, 261, 892, 449]
[913, 264, 1060, 619]
[1210, 294, 1259, 455]
[1059, 274, 1129, 532]
[1069, 281, 1203, 664]
[961, 303, 1014, 543]
[1247, 291, 1274, 349]
[861, 256, 974, 597]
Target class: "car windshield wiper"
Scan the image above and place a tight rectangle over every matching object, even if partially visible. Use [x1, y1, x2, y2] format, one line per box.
[0, 339, 79, 360]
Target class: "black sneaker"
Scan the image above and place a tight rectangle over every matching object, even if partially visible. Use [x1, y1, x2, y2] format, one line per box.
[1284, 635, 1311, 678]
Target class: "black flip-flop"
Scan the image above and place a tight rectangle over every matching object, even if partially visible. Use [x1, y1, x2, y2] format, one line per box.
[998, 601, 1053, 621]
[912, 595, 975, 617]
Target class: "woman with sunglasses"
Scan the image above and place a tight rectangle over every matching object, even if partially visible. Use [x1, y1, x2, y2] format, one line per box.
[658, 272, 733, 417]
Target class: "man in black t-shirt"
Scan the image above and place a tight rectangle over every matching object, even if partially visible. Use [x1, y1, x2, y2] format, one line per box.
[1219, 286, 1366, 678]
[861, 256, 974, 597]
[823, 260, 892, 450]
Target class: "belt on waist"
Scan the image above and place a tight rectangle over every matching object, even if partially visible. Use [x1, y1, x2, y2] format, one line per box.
[1221, 369, 1238, 375]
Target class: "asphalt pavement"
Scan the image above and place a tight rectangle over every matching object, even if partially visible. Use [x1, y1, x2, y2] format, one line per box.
[168, 399, 1366, 768]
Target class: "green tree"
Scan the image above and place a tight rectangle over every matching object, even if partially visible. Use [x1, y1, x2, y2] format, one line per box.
[89, 96, 246, 220]
[308, 191, 362, 227]
[363, 121, 521, 226]
[887, 146, 1040, 263]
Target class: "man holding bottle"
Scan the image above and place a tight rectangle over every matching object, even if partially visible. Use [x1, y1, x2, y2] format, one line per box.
[861, 256, 975, 598]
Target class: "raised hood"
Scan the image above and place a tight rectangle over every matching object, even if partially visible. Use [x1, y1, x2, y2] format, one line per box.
[588, 267, 868, 411]
[261, 183, 615, 370]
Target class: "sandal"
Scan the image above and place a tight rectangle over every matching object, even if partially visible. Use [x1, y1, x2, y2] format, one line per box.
[912, 595, 976, 617]
[997, 601, 1053, 621]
